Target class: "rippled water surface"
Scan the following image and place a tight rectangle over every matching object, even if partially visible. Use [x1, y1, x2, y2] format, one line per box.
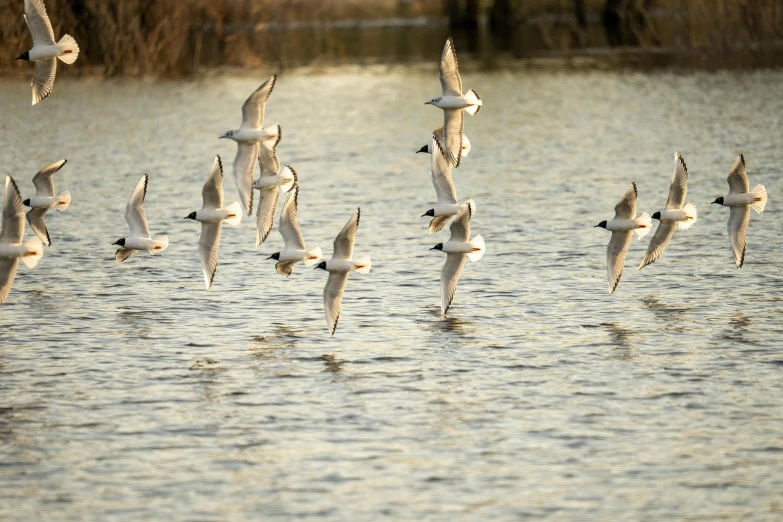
[1, 65, 782, 520]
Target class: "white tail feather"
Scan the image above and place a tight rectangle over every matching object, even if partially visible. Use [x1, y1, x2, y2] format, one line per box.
[152, 235, 169, 254]
[463, 89, 482, 115]
[55, 191, 71, 211]
[303, 246, 323, 266]
[279, 166, 296, 194]
[461, 134, 471, 157]
[353, 255, 372, 274]
[57, 35, 79, 64]
[467, 235, 486, 262]
[21, 237, 43, 268]
[677, 202, 698, 230]
[224, 202, 242, 226]
[633, 213, 652, 238]
[749, 184, 767, 213]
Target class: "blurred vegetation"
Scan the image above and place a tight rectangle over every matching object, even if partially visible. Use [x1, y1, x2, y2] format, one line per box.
[0, 0, 781, 74]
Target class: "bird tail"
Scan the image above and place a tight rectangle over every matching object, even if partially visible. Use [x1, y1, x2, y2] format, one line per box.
[152, 235, 169, 254]
[303, 246, 323, 266]
[55, 191, 71, 211]
[467, 235, 486, 262]
[20, 237, 44, 268]
[461, 134, 471, 157]
[633, 213, 652, 238]
[57, 34, 79, 64]
[749, 184, 767, 213]
[280, 165, 297, 194]
[224, 202, 242, 226]
[353, 255, 372, 274]
[463, 89, 482, 115]
[677, 202, 698, 230]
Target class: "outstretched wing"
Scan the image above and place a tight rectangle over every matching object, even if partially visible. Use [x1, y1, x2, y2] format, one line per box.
[24, 0, 55, 46]
[31, 58, 56, 105]
[441, 253, 466, 316]
[613, 183, 637, 220]
[241, 75, 276, 129]
[32, 159, 66, 197]
[202, 155, 224, 209]
[125, 175, 150, 238]
[233, 142, 256, 215]
[727, 153, 749, 194]
[439, 37, 462, 97]
[26, 207, 50, 246]
[638, 221, 676, 270]
[324, 271, 349, 335]
[333, 208, 360, 260]
[728, 205, 750, 268]
[255, 187, 279, 248]
[666, 152, 688, 210]
[0, 258, 20, 305]
[606, 231, 632, 294]
[279, 185, 305, 250]
[442, 108, 464, 168]
[448, 200, 474, 243]
[1, 175, 25, 245]
[199, 222, 222, 290]
[431, 137, 458, 205]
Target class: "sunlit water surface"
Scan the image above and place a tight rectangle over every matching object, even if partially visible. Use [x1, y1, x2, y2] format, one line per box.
[1, 65, 782, 520]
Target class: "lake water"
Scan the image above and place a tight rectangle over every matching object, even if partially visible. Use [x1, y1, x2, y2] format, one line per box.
[0, 64, 782, 520]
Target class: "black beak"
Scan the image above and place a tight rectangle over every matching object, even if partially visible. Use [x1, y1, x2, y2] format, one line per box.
[429, 246, 438, 250]
[266, 255, 274, 260]
[594, 224, 601, 227]
[421, 213, 428, 217]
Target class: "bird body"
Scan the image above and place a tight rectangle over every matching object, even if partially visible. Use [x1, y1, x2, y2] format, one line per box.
[193, 206, 240, 224]
[254, 168, 294, 191]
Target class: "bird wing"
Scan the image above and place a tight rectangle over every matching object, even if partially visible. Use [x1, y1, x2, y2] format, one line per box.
[324, 271, 349, 335]
[125, 175, 150, 238]
[448, 200, 474, 243]
[240, 75, 276, 129]
[233, 142, 257, 215]
[199, 222, 222, 290]
[31, 58, 56, 106]
[1, 175, 25, 245]
[202, 155, 224, 209]
[431, 137, 458, 205]
[115, 248, 136, 263]
[333, 208, 360, 260]
[255, 187, 279, 248]
[439, 37, 463, 96]
[727, 153, 749, 193]
[429, 215, 452, 234]
[728, 205, 750, 268]
[607, 230, 632, 294]
[638, 221, 676, 270]
[613, 182, 638, 219]
[0, 258, 20, 305]
[665, 152, 688, 210]
[32, 159, 66, 198]
[442, 108, 464, 168]
[26, 207, 50, 246]
[279, 185, 305, 250]
[441, 253, 466, 317]
[257, 135, 281, 175]
[24, 0, 55, 46]
[275, 261, 297, 277]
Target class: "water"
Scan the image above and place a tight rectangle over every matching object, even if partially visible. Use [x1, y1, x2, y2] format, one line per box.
[1, 65, 782, 520]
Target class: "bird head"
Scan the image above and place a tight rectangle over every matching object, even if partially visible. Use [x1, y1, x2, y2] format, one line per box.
[416, 145, 428, 154]
[22, 199, 30, 207]
[422, 209, 435, 217]
[425, 97, 441, 106]
[113, 238, 126, 246]
[267, 252, 280, 260]
[594, 221, 607, 229]
[712, 197, 724, 205]
[219, 130, 234, 139]
[184, 211, 196, 220]
[15, 52, 29, 61]
[652, 211, 661, 220]
[430, 243, 444, 251]
[315, 261, 327, 270]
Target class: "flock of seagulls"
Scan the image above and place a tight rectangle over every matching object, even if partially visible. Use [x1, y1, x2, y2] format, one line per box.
[596, 152, 768, 294]
[0, 0, 773, 330]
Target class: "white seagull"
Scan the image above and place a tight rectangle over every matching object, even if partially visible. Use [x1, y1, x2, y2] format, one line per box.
[0, 175, 44, 305]
[219, 75, 281, 216]
[112, 175, 169, 262]
[267, 184, 322, 276]
[424, 37, 482, 167]
[595, 183, 652, 294]
[711, 153, 768, 268]
[421, 136, 468, 233]
[184, 156, 242, 290]
[315, 208, 371, 335]
[429, 199, 485, 317]
[254, 147, 296, 247]
[416, 127, 471, 159]
[638, 152, 697, 270]
[23, 159, 71, 246]
[16, 0, 79, 105]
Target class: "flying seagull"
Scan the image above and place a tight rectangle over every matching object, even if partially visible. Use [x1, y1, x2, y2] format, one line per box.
[112, 175, 169, 262]
[23, 159, 71, 246]
[421, 136, 467, 234]
[267, 183, 322, 276]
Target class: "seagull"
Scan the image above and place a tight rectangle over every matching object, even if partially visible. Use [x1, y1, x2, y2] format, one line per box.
[184, 155, 242, 290]
[638, 152, 698, 270]
[595, 183, 652, 294]
[421, 136, 467, 233]
[254, 148, 296, 248]
[424, 37, 482, 167]
[23, 159, 70, 246]
[315, 208, 371, 335]
[219, 75, 281, 216]
[429, 199, 485, 317]
[267, 184, 322, 276]
[0, 175, 43, 305]
[16, 0, 79, 105]
[416, 127, 471, 159]
[711, 153, 768, 268]
[112, 175, 169, 263]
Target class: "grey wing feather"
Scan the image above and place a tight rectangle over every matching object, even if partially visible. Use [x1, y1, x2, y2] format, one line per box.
[125, 175, 150, 238]
[115, 248, 136, 263]
[613, 182, 638, 220]
[429, 215, 452, 234]
[0, 258, 20, 305]
[448, 200, 474, 243]
[666, 153, 688, 210]
[728, 205, 750, 268]
[202, 155, 224, 209]
[638, 221, 676, 270]
[26, 207, 50, 246]
[431, 137, 458, 205]
[241, 75, 276, 129]
[255, 187, 279, 248]
[32, 159, 66, 197]
[275, 261, 297, 277]
[1, 175, 25, 244]
[199, 222, 222, 290]
[607, 231, 632, 294]
[234, 142, 257, 215]
[279, 185, 305, 250]
[439, 37, 462, 96]
[324, 271, 349, 335]
[31, 58, 56, 105]
[333, 208, 360, 260]
[24, 0, 55, 46]
[727, 153, 749, 193]
[441, 253, 466, 316]
[442, 109, 464, 168]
